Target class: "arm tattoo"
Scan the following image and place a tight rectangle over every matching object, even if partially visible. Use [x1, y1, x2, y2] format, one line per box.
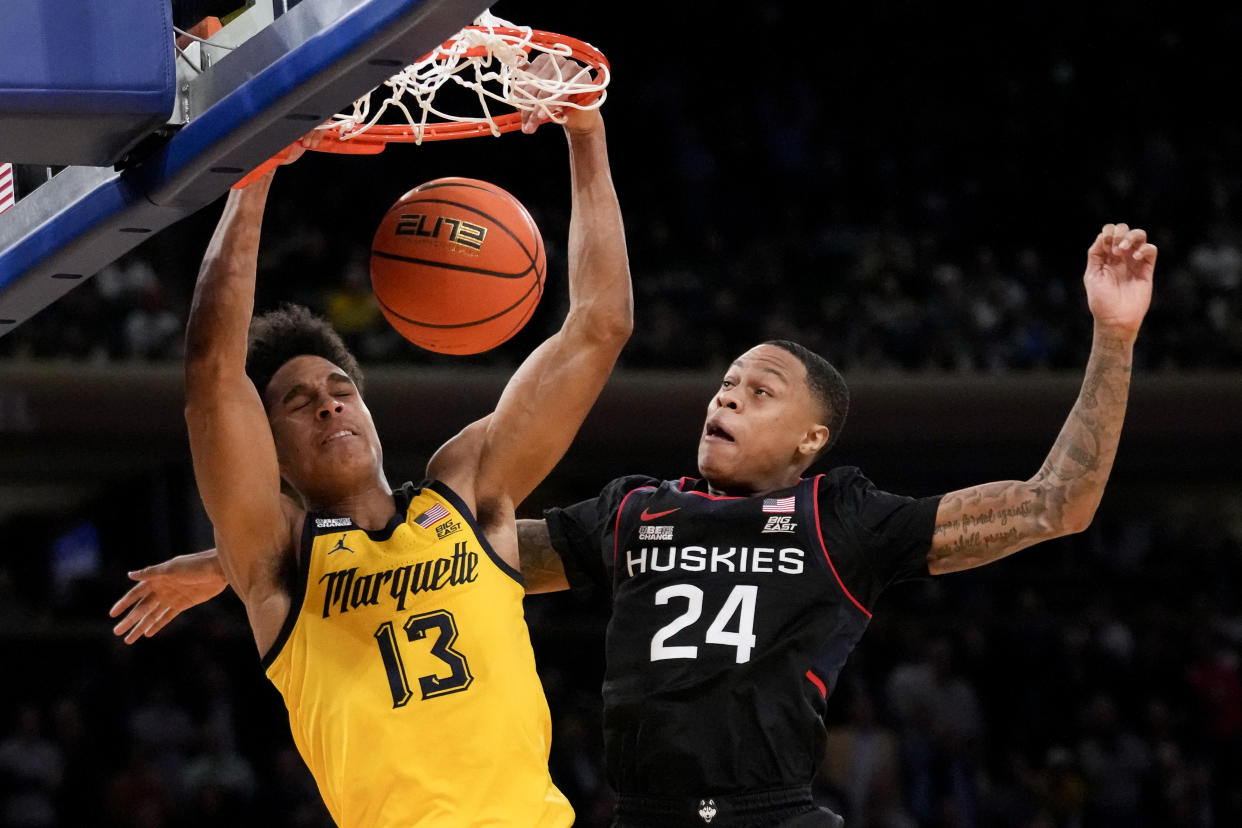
[930, 331, 1134, 573]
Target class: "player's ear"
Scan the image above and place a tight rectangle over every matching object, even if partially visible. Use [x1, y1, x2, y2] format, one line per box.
[798, 424, 829, 459]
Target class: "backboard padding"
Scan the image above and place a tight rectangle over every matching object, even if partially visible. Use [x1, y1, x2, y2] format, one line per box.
[0, 0, 490, 333]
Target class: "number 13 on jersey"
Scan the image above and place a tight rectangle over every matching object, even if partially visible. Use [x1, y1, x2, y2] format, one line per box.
[374, 609, 474, 707]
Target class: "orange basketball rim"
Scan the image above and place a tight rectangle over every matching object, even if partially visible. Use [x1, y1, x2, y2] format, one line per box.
[233, 11, 611, 187]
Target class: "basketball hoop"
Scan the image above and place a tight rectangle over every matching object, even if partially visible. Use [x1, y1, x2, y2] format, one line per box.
[233, 11, 610, 188]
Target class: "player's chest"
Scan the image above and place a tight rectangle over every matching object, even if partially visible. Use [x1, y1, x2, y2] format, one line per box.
[616, 490, 813, 578]
[308, 527, 495, 621]
[614, 493, 827, 624]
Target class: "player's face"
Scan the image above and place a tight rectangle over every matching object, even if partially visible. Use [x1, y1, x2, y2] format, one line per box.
[697, 344, 827, 495]
[264, 356, 384, 504]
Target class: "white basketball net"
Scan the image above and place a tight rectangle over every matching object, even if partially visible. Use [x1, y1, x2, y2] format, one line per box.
[327, 10, 610, 144]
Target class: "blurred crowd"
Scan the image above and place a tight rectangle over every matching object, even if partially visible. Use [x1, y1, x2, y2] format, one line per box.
[1, 495, 1240, 828]
[1, 4, 1240, 827]
[2, 6, 1240, 375]
[2, 129, 1239, 375]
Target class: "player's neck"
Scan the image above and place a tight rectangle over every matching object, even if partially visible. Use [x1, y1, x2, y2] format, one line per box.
[306, 477, 395, 530]
[705, 469, 804, 499]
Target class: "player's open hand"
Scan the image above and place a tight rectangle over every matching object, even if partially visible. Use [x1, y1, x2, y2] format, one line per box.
[1084, 223, 1156, 338]
[516, 52, 601, 134]
[108, 553, 228, 644]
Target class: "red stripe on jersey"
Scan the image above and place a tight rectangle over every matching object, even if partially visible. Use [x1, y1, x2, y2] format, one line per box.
[805, 669, 827, 698]
[675, 478, 740, 500]
[811, 473, 872, 619]
[612, 485, 657, 588]
[674, 477, 807, 500]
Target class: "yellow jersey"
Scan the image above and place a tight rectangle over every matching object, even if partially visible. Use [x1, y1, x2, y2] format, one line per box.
[263, 480, 574, 827]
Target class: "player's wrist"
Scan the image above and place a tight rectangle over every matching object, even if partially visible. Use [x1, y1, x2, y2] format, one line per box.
[1090, 320, 1140, 349]
[563, 108, 604, 138]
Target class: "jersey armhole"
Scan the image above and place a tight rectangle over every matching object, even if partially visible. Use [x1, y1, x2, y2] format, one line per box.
[810, 474, 873, 619]
[260, 513, 315, 670]
[610, 485, 657, 590]
[426, 479, 525, 588]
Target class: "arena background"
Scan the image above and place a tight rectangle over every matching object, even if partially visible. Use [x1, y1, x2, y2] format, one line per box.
[1, 1, 1240, 826]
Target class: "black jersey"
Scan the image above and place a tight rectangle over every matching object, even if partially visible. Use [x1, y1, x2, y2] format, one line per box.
[544, 467, 941, 797]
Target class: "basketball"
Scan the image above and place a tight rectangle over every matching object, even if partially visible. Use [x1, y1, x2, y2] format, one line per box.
[370, 177, 546, 354]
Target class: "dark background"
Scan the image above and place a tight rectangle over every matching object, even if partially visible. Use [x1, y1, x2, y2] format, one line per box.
[0, 1, 1240, 826]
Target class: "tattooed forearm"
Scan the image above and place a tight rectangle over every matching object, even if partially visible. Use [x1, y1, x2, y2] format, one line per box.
[1039, 331, 1131, 493]
[1062, 436, 1099, 470]
[933, 500, 1037, 536]
[942, 526, 1022, 564]
[929, 329, 1135, 575]
[516, 519, 570, 594]
[930, 482, 1048, 572]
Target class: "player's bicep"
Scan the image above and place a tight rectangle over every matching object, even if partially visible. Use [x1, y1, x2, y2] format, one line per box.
[928, 479, 1053, 574]
[185, 374, 290, 590]
[425, 416, 489, 514]
[476, 329, 618, 505]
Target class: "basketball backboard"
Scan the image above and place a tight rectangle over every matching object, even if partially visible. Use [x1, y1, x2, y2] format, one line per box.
[0, 0, 491, 337]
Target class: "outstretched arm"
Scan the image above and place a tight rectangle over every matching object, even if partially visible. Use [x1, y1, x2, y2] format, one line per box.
[109, 520, 567, 644]
[431, 101, 633, 511]
[109, 551, 229, 643]
[183, 159, 311, 651]
[928, 224, 1156, 575]
[185, 176, 290, 592]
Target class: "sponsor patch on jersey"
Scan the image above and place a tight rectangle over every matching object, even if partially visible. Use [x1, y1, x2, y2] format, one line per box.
[315, 517, 353, 528]
[761, 496, 796, 514]
[761, 515, 798, 534]
[435, 519, 462, 540]
[414, 503, 451, 528]
[638, 525, 674, 541]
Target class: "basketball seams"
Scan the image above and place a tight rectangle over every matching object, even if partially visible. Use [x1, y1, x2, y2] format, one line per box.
[375, 271, 544, 330]
[489, 232, 545, 345]
[370, 177, 546, 354]
[380, 190, 542, 273]
[377, 196, 539, 272]
[370, 248, 534, 280]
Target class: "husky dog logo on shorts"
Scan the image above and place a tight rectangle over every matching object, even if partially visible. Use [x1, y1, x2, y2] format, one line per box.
[698, 799, 717, 823]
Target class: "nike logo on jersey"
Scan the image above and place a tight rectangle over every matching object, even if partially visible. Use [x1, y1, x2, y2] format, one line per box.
[640, 507, 680, 521]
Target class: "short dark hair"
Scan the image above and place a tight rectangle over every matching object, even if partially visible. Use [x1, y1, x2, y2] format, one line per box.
[246, 303, 365, 401]
[763, 339, 849, 456]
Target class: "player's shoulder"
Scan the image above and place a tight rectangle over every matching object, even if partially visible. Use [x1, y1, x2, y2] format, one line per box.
[815, 465, 873, 495]
[425, 417, 490, 503]
[605, 473, 666, 496]
[812, 465, 898, 515]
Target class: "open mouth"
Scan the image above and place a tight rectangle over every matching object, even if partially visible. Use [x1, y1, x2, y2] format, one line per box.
[322, 429, 356, 445]
[705, 423, 735, 442]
